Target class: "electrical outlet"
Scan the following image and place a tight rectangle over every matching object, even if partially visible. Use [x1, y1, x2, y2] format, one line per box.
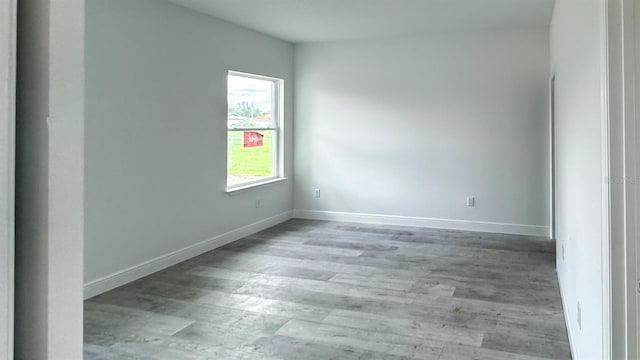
[577, 302, 581, 330]
[255, 199, 261, 208]
[466, 196, 475, 207]
[562, 244, 565, 261]
[314, 189, 321, 198]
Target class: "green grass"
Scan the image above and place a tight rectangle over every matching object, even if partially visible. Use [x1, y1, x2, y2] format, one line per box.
[227, 131, 274, 176]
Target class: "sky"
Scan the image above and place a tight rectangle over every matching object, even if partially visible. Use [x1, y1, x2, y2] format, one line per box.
[228, 74, 273, 112]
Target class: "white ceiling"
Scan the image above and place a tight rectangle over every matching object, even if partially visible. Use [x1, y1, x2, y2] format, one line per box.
[168, 0, 555, 43]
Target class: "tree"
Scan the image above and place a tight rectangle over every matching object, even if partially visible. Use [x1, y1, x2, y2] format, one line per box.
[229, 101, 266, 118]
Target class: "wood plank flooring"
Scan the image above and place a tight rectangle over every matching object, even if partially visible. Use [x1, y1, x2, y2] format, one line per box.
[84, 219, 571, 360]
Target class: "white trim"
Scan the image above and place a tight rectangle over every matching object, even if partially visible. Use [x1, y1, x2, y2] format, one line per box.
[633, 0, 640, 354]
[48, 0, 86, 355]
[601, 0, 613, 359]
[83, 211, 293, 299]
[293, 210, 550, 237]
[227, 127, 278, 132]
[226, 71, 285, 190]
[549, 74, 557, 241]
[228, 70, 282, 83]
[623, 0, 639, 356]
[228, 128, 277, 132]
[0, 0, 15, 358]
[226, 177, 288, 194]
[558, 276, 578, 360]
[605, 0, 640, 357]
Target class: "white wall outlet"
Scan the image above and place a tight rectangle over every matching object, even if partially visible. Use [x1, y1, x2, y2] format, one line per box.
[466, 196, 475, 207]
[562, 244, 565, 261]
[255, 199, 261, 208]
[314, 189, 321, 198]
[577, 302, 581, 330]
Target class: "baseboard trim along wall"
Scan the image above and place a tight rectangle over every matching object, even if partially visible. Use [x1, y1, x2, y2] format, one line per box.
[83, 210, 293, 299]
[85, 209, 548, 298]
[292, 210, 550, 237]
[557, 276, 577, 360]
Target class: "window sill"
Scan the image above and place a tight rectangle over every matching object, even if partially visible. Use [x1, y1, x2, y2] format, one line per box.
[226, 177, 288, 195]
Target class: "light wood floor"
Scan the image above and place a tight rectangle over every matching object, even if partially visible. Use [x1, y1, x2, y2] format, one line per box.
[84, 219, 571, 360]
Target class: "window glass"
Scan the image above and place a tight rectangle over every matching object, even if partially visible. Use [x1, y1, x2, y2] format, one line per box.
[227, 72, 282, 188]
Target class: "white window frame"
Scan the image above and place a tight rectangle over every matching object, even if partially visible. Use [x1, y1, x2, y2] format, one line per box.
[226, 71, 285, 192]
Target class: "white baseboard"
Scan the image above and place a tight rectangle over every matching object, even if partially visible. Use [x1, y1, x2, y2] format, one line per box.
[292, 210, 549, 237]
[84, 209, 548, 299]
[557, 275, 577, 360]
[83, 211, 293, 299]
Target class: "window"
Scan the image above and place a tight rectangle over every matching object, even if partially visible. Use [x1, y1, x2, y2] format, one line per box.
[227, 71, 283, 189]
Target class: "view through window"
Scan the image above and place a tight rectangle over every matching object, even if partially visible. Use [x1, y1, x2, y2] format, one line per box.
[227, 72, 282, 188]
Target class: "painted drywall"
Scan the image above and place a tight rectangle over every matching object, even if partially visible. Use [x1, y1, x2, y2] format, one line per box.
[15, 0, 85, 358]
[550, 0, 605, 358]
[85, 0, 294, 286]
[293, 30, 550, 233]
[48, 0, 85, 357]
[0, 0, 15, 358]
[15, 0, 50, 357]
[168, 0, 555, 43]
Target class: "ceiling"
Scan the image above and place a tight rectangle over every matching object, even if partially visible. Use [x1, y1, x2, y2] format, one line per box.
[168, 0, 555, 43]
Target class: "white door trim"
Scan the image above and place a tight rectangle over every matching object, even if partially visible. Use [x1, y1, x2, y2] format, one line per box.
[606, 0, 639, 358]
[631, 0, 640, 355]
[601, 1, 613, 359]
[0, 0, 16, 358]
[48, 0, 85, 356]
[549, 74, 557, 242]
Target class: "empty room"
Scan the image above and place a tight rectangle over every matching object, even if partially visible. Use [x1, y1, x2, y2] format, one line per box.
[6, 0, 640, 359]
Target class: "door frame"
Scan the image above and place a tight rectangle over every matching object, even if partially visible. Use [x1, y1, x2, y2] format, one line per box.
[0, 0, 16, 358]
[632, 0, 640, 353]
[607, 0, 638, 358]
[549, 74, 557, 242]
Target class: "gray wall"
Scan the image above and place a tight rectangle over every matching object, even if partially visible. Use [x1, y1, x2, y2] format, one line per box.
[15, 0, 50, 358]
[48, 0, 85, 357]
[293, 30, 550, 231]
[85, 0, 294, 284]
[16, 0, 85, 358]
[550, 0, 605, 358]
[0, 0, 15, 358]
